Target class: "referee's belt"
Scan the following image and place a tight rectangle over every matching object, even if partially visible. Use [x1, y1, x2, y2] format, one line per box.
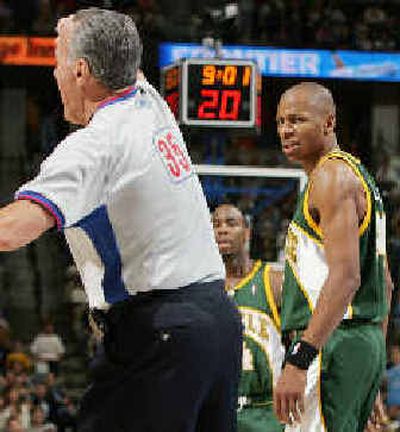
[88, 280, 225, 339]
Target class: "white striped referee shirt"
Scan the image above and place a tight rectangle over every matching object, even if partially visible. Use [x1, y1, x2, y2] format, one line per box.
[16, 80, 224, 309]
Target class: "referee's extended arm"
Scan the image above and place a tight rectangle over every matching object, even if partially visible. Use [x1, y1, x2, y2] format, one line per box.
[0, 200, 54, 251]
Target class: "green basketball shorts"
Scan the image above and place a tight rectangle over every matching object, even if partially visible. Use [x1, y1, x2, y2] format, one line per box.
[238, 405, 284, 432]
[285, 323, 385, 432]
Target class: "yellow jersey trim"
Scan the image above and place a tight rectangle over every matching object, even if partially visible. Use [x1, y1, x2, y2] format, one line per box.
[287, 260, 314, 312]
[263, 264, 281, 330]
[346, 304, 354, 319]
[303, 184, 324, 239]
[292, 221, 323, 249]
[303, 150, 372, 238]
[233, 260, 262, 292]
[325, 151, 372, 236]
[302, 150, 334, 240]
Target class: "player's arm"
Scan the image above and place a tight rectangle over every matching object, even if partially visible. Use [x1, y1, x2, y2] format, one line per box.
[382, 257, 394, 338]
[269, 265, 284, 308]
[0, 200, 55, 251]
[301, 160, 361, 349]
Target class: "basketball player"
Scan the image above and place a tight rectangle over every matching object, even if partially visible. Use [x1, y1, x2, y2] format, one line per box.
[274, 82, 393, 432]
[0, 8, 242, 432]
[213, 203, 284, 432]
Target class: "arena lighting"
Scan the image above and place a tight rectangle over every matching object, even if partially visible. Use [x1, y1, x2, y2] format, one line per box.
[207, 3, 238, 21]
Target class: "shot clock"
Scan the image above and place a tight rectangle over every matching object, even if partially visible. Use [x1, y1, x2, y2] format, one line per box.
[161, 59, 261, 128]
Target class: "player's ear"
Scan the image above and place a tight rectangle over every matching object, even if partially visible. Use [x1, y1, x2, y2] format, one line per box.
[244, 226, 251, 245]
[325, 113, 336, 135]
[244, 227, 251, 254]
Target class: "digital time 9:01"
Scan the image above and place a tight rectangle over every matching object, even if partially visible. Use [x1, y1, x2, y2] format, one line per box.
[201, 65, 252, 87]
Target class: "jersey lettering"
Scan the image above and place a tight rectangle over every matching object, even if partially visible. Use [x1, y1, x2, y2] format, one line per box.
[154, 128, 192, 182]
[242, 341, 255, 371]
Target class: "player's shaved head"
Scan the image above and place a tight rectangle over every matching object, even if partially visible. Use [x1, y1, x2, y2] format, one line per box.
[276, 81, 338, 168]
[280, 82, 336, 117]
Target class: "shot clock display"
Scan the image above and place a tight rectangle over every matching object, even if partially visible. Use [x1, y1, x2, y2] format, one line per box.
[161, 59, 261, 128]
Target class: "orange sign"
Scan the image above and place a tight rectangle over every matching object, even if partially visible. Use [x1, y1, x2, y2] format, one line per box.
[0, 36, 55, 66]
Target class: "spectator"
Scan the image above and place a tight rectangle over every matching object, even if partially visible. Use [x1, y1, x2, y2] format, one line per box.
[31, 380, 53, 423]
[7, 341, 32, 374]
[45, 373, 77, 431]
[0, 318, 11, 376]
[0, 394, 11, 430]
[1, 386, 30, 430]
[30, 322, 65, 376]
[29, 405, 56, 432]
[5, 415, 24, 432]
[387, 345, 400, 421]
[64, 265, 86, 344]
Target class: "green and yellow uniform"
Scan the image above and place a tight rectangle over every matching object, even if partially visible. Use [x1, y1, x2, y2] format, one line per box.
[282, 150, 387, 432]
[229, 260, 284, 432]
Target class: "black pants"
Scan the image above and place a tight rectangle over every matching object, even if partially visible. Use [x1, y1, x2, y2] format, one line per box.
[78, 280, 242, 432]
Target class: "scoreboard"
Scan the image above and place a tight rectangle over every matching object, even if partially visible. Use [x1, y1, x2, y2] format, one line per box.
[161, 59, 261, 128]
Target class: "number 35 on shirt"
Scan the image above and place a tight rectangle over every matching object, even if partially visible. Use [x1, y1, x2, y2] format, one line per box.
[154, 128, 193, 183]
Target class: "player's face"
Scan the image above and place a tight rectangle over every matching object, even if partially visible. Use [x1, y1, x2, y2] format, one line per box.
[54, 17, 85, 125]
[212, 205, 249, 257]
[276, 90, 328, 163]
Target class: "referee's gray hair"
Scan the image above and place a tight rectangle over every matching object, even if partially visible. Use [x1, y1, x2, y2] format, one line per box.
[69, 8, 142, 90]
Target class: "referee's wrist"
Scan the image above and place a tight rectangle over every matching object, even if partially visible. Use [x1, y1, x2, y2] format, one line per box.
[284, 339, 319, 370]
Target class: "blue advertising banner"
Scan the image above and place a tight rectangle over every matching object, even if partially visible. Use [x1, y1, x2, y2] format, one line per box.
[159, 42, 400, 82]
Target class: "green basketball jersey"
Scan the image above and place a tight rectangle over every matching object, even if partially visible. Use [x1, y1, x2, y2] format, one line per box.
[281, 150, 387, 332]
[229, 260, 284, 407]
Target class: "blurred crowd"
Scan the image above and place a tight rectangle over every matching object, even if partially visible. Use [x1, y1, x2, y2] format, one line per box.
[0, 318, 77, 432]
[235, 0, 399, 50]
[0, 0, 398, 51]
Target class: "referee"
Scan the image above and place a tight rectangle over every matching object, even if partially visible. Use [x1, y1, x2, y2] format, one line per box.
[0, 8, 242, 432]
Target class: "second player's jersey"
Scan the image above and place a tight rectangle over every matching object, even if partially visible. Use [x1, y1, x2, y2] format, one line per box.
[230, 261, 284, 408]
[281, 150, 387, 331]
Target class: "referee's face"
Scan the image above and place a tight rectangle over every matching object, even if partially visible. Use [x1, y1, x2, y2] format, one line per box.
[54, 17, 85, 125]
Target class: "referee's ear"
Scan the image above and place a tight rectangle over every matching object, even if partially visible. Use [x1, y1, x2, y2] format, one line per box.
[75, 58, 91, 85]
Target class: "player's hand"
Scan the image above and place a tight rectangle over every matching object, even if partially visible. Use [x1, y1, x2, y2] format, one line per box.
[273, 363, 307, 425]
[364, 391, 388, 432]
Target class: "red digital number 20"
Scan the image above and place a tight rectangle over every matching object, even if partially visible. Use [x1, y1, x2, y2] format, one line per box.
[197, 89, 241, 120]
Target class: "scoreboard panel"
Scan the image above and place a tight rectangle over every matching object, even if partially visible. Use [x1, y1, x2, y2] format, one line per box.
[161, 59, 261, 128]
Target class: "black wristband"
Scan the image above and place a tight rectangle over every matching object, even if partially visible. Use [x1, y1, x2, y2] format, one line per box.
[285, 339, 319, 370]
